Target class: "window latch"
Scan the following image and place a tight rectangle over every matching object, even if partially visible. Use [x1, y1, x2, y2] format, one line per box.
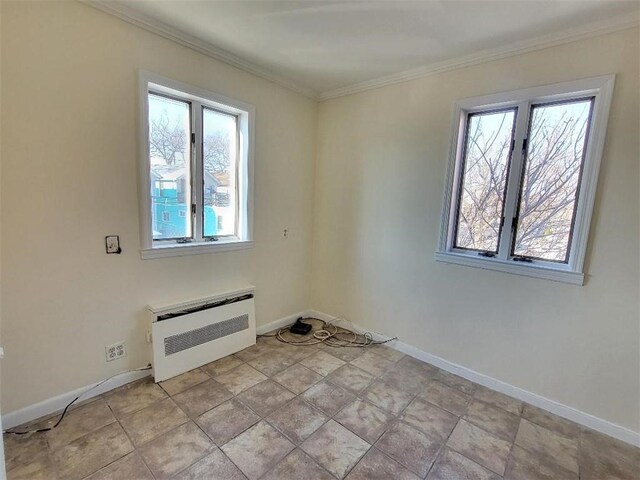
[191, 204, 196, 215]
[176, 238, 192, 244]
[204, 236, 219, 242]
[513, 256, 532, 263]
[191, 133, 196, 144]
[478, 251, 496, 258]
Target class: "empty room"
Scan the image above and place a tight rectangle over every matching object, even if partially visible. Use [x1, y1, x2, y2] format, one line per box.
[0, 0, 639, 479]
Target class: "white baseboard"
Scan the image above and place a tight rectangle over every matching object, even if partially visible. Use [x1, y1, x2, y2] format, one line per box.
[3, 311, 306, 430]
[306, 309, 640, 448]
[5, 309, 639, 448]
[256, 311, 308, 335]
[2, 370, 151, 430]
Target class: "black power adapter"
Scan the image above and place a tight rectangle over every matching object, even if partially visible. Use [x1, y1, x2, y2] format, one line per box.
[289, 317, 312, 335]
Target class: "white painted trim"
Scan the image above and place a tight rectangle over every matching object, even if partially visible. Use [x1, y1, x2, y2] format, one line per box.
[84, 0, 636, 103]
[137, 71, 255, 259]
[306, 309, 640, 448]
[148, 286, 255, 315]
[319, 16, 637, 100]
[140, 240, 254, 260]
[83, 0, 318, 100]
[436, 75, 615, 284]
[2, 370, 151, 430]
[434, 251, 584, 285]
[256, 311, 308, 335]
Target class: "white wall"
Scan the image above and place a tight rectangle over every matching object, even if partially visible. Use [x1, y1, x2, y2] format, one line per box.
[311, 28, 640, 432]
[0, 1, 316, 413]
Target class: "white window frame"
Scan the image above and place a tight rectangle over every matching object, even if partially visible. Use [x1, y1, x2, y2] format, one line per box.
[436, 75, 615, 285]
[138, 71, 255, 259]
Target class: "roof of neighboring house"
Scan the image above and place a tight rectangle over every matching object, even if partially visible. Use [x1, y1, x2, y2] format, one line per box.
[151, 164, 220, 188]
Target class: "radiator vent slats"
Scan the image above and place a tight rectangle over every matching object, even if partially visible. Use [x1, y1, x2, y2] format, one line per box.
[164, 313, 249, 356]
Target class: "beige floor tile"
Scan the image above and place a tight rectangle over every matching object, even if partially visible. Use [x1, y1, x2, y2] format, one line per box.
[401, 398, 458, 439]
[419, 380, 471, 416]
[521, 404, 580, 439]
[7, 454, 58, 480]
[221, 420, 295, 480]
[346, 448, 419, 480]
[158, 368, 209, 396]
[214, 363, 268, 395]
[580, 427, 640, 471]
[447, 420, 511, 476]
[396, 356, 439, 376]
[196, 398, 260, 446]
[379, 364, 433, 395]
[234, 342, 274, 362]
[334, 399, 394, 444]
[299, 350, 346, 376]
[302, 380, 356, 416]
[84, 452, 154, 480]
[427, 448, 500, 480]
[272, 364, 324, 394]
[104, 378, 167, 418]
[247, 351, 298, 376]
[433, 370, 476, 395]
[473, 386, 523, 415]
[267, 397, 328, 444]
[201, 355, 244, 377]
[4, 430, 50, 471]
[173, 449, 246, 480]
[319, 344, 366, 362]
[236, 379, 296, 417]
[465, 399, 521, 442]
[171, 378, 233, 418]
[119, 397, 188, 446]
[138, 421, 214, 479]
[375, 422, 443, 477]
[350, 351, 395, 377]
[504, 445, 578, 480]
[367, 345, 406, 363]
[326, 364, 375, 394]
[301, 420, 370, 479]
[42, 400, 116, 451]
[363, 379, 415, 415]
[515, 419, 578, 473]
[261, 448, 335, 480]
[51, 422, 133, 480]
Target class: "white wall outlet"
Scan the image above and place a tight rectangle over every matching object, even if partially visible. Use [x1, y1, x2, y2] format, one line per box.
[145, 330, 152, 344]
[106, 341, 126, 362]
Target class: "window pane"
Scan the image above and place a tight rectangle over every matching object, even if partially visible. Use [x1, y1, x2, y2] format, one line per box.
[202, 107, 238, 237]
[513, 98, 593, 262]
[148, 93, 191, 240]
[454, 109, 516, 253]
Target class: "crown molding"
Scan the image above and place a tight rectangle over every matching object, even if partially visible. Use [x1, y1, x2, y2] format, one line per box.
[83, 0, 320, 100]
[319, 13, 639, 101]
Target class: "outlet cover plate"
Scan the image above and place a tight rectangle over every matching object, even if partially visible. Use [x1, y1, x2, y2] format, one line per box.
[106, 341, 126, 362]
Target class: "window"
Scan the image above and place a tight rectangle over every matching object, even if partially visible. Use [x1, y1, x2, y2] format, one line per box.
[437, 76, 615, 284]
[138, 72, 254, 259]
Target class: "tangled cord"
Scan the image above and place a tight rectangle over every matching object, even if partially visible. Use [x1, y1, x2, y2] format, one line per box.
[261, 317, 397, 348]
[4, 365, 152, 436]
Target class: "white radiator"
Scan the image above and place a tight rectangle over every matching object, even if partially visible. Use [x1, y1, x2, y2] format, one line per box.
[148, 287, 256, 382]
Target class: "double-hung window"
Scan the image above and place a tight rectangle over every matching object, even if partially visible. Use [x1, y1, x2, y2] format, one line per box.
[437, 76, 615, 284]
[138, 72, 254, 259]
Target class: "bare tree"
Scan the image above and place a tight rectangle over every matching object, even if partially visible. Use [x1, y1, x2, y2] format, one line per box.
[204, 131, 231, 174]
[456, 103, 590, 261]
[149, 112, 187, 166]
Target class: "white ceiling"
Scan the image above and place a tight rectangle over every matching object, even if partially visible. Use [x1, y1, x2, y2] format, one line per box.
[106, 0, 639, 97]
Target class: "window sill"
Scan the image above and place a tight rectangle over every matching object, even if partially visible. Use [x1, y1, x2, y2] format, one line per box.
[434, 251, 584, 285]
[141, 240, 253, 260]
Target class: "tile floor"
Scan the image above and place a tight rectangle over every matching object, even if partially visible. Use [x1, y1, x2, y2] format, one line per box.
[4, 325, 640, 480]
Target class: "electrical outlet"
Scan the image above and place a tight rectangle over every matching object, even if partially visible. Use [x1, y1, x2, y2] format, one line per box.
[105, 341, 126, 362]
[145, 330, 152, 344]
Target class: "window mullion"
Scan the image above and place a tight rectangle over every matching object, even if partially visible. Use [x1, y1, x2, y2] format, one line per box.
[192, 102, 204, 242]
[497, 101, 530, 260]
